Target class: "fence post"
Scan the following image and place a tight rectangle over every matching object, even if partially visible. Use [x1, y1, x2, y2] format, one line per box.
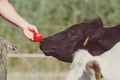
[0, 39, 7, 80]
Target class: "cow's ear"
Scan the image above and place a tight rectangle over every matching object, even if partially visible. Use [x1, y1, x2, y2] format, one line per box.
[90, 17, 103, 28]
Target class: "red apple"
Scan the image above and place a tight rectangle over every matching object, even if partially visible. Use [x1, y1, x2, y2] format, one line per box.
[34, 33, 43, 42]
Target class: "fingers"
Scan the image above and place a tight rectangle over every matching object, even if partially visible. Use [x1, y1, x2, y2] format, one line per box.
[29, 25, 39, 33]
[24, 24, 42, 42]
[23, 29, 34, 41]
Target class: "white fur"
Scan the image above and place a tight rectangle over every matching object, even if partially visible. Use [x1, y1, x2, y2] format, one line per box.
[65, 50, 93, 80]
[65, 42, 120, 80]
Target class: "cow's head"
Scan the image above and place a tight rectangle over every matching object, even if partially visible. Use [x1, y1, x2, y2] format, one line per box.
[40, 18, 104, 63]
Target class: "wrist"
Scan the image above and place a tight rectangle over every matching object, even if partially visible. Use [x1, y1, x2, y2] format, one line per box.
[18, 21, 30, 31]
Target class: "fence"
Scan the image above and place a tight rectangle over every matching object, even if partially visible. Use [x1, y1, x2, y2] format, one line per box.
[0, 39, 7, 80]
[0, 39, 67, 80]
[0, 39, 51, 80]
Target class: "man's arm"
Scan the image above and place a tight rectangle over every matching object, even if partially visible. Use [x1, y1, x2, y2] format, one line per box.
[0, 0, 39, 41]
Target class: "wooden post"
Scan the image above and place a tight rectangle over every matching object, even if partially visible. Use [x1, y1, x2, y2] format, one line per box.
[0, 39, 7, 80]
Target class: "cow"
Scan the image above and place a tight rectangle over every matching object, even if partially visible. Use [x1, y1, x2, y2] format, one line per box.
[65, 41, 120, 80]
[40, 18, 120, 63]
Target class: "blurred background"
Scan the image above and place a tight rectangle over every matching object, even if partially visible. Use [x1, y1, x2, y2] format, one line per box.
[0, 0, 120, 80]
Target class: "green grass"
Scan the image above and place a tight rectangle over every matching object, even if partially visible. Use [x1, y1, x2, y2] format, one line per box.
[1, 0, 120, 77]
[7, 72, 67, 80]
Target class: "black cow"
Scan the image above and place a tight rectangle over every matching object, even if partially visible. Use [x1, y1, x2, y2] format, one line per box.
[40, 18, 120, 63]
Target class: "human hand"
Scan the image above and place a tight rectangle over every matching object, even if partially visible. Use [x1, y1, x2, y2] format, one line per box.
[22, 24, 39, 41]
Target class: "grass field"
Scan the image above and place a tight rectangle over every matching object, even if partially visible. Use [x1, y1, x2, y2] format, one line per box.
[7, 72, 67, 80]
[7, 58, 69, 80]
